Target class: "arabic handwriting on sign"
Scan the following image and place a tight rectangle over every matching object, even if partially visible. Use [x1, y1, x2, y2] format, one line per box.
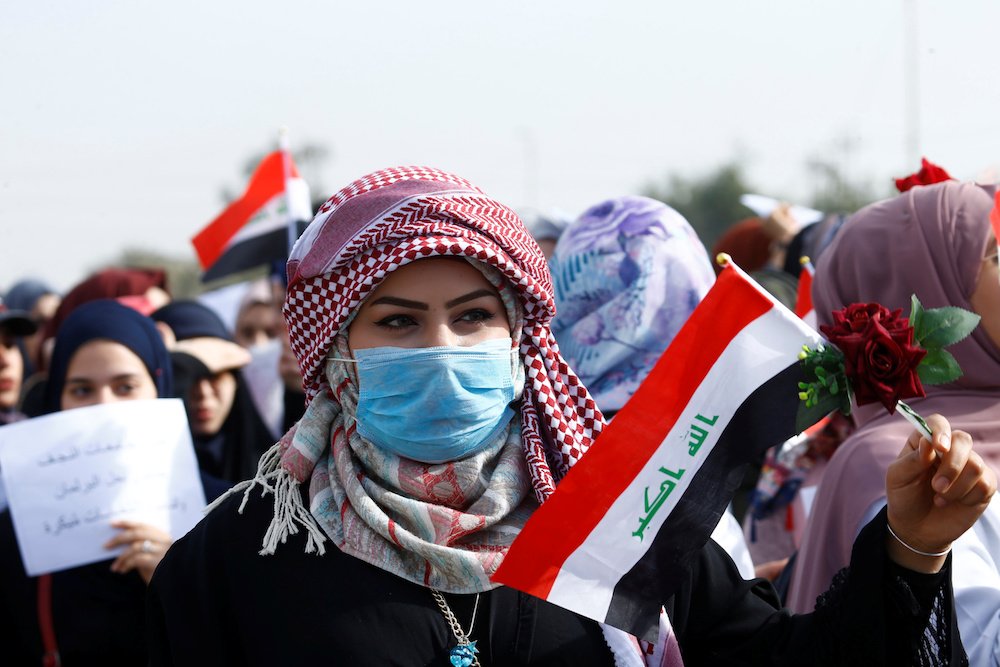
[105, 470, 127, 487]
[632, 466, 686, 541]
[84, 475, 100, 494]
[36, 447, 81, 468]
[53, 477, 81, 501]
[83, 506, 115, 524]
[85, 441, 120, 455]
[43, 513, 82, 537]
[687, 413, 719, 456]
[53, 474, 106, 501]
[40, 495, 188, 541]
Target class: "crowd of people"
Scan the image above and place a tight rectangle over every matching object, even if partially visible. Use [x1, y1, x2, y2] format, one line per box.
[0, 162, 997, 665]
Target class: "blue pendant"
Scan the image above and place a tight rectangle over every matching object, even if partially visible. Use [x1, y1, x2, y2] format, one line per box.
[449, 640, 478, 667]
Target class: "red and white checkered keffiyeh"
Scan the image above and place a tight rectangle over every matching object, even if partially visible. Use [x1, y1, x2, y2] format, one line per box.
[283, 166, 603, 500]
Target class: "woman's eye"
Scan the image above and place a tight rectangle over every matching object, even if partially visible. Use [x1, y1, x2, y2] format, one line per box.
[457, 308, 495, 324]
[69, 386, 92, 398]
[374, 314, 418, 329]
[113, 383, 138, 396]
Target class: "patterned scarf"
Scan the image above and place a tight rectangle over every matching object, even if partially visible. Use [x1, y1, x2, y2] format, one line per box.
[550, 196, 716, 413]
[215, 166, 604, 592]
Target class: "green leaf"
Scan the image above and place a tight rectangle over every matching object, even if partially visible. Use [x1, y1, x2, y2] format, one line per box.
[795, 391, 845, 433]
[917, 348, 963, 385]
[915, 307, 981, 350]
[909, 294, 925, 337]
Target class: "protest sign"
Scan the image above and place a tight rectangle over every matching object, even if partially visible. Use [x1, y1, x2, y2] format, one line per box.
[0, 399, 206, 575]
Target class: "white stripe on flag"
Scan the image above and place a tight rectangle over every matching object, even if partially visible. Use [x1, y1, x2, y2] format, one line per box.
[802, 309, 817, 330]
[545, 306, 819, 621]
[228, 177, 312, 246]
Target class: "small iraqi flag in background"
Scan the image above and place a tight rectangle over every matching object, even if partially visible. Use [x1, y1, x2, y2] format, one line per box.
[493, 258, 824, 641]
[192, 149, 312, 282]
[794, 257, 816, 329]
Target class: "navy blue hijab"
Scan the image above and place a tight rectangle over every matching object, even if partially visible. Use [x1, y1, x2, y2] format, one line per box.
[43, 300, 172, 413]
[150, 300, 232, 342]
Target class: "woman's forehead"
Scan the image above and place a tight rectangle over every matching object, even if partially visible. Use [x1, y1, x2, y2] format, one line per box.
[363, 258, 501, 304]
[67, 339, 148, 374]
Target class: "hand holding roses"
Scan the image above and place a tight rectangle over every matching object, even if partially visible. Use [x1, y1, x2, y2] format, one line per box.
[885, 414, 996, 572]
[796, 296, 980, 433]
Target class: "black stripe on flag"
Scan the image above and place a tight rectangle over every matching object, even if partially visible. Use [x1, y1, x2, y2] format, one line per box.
[603, 362, 806, 641]
[202, 221, 308, 282]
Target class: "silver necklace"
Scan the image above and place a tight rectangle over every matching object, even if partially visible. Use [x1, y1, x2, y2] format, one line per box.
[431, 589, 481, 667]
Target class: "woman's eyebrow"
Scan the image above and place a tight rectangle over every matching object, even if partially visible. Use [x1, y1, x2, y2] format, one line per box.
[65, 373, 143, 384]
[368, 296, 428, 310]
[445, 289, 497, 308]
[110, 373, 143, 382]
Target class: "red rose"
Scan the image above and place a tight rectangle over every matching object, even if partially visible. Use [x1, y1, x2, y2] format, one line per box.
[894, 157, 953, 193]
[824, 303, 898, 336]
[820, 304, 926, 413]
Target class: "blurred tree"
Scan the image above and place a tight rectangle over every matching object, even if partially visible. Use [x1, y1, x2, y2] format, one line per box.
[643, 162, 756, 248]
[643, 144, 891, 249]
[806, 134, 884, 214]
[805, 149, 888, 216]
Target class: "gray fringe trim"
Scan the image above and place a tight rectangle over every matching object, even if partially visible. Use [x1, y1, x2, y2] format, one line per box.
[205, 442, 328, 556]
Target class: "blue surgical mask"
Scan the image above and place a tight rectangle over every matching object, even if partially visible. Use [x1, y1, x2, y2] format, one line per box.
[352, 338, 517, 463]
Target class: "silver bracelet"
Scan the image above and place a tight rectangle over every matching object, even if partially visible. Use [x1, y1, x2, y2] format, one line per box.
[886, 523, 951, 558]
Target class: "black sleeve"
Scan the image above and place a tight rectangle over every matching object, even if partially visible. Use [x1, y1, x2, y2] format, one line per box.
[146, 498, 239, 666]
[670, 506, 965, 666]
[0, 510, 42, 664]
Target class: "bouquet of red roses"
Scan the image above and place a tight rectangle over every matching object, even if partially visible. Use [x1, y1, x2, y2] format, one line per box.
[796, 296, 980, 434]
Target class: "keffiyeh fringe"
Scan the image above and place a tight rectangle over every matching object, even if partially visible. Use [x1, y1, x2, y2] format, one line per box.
[206, 428, 329, 557]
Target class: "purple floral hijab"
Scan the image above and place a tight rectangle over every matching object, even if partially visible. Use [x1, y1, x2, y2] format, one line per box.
[550, 196, 716, 413]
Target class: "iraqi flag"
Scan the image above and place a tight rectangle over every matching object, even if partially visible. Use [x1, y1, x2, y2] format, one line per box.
[794, 257, 816, 329]
[493, 259, 823, 641]
[192, 151, 312, 282]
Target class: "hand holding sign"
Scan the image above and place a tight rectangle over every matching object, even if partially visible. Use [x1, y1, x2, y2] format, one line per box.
[105, 520, 174, 582]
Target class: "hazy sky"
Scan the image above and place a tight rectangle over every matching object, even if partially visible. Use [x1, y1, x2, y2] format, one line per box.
[4, 1, 999, 291]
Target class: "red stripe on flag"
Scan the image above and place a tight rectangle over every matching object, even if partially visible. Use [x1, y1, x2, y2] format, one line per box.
[493, 266, 774, 599]
[191, 151, 301, 270]
[794, 263, 814, 319]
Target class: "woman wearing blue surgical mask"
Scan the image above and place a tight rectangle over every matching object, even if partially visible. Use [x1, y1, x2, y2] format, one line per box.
[147, 167, 992, 666]
[347, 257, 516, 463]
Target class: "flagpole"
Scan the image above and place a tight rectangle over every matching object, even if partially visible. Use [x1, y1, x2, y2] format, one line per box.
[278, 126, 298, 257]
[903, 0, 921, 167]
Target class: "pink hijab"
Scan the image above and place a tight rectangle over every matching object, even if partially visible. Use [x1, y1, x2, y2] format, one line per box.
[786, 181, 1000, 612]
